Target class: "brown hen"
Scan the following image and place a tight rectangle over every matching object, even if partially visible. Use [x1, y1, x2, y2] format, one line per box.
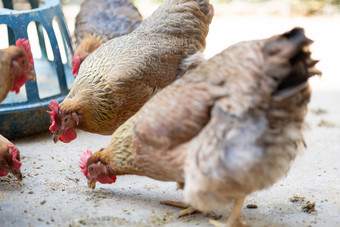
[80, 28, 320, 226]
[72, 0, 143, 76]
[0, 38, 35, 102]
[0, 134, 22, 181]
[0, 39, 34, 183]
[49, 0, 214, 143]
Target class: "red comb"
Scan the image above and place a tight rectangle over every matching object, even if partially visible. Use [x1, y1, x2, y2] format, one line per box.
[47, 100, 59, 133]
[16, 38, 34, 68]
[8, 145, 22, 171]
[72, 56, 81, 77]
[79, 149, 92, 178]
[9, 39, 34, 94]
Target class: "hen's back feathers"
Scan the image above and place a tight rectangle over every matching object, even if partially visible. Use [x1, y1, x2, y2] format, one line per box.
[75, 0, 142, 44]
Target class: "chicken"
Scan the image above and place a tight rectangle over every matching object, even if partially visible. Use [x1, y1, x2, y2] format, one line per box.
[0, 38, 35, 102]
[48, 0, 214, 143]
[0, 38, 34, 182]
[0, 134, 22, 181]
[79, 27, 321, 226]
[72, 0, 143, 76]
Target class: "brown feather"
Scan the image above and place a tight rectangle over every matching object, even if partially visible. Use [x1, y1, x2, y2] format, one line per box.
[74, 0, 142, 61]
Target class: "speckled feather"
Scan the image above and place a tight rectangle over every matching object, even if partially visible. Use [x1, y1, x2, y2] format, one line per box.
[61, 0, 214, 135]
[86, 115, 140, 176]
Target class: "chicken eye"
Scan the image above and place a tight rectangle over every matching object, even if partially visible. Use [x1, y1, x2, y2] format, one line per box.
[90, 167, 94, 172]
[64, 118, 68, 122]
[21, 59, 25, 65]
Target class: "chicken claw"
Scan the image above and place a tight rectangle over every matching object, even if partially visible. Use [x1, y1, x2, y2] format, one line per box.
[209, 197, 247, 227]
[179, 207, 198, 217]
[161, 200, 198, 217]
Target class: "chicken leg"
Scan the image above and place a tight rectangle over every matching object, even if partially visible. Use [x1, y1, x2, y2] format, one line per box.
[161, 200, 198, 217]
[209, 196, 247, 227]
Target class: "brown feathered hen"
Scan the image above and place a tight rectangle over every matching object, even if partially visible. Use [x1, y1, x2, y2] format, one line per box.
[72, 0, 143, 76]
[0, 38, 35, 102]
[79, 28, 321, 226]
[0, 134, 22, 181]
[48, 0, 214, 143]
[0, 39, 34, 182]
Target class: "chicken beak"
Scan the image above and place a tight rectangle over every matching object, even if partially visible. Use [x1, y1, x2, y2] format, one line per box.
[12, 170, 23, 181]
[28, 69, 36, 82]
[52, 133, 60, 143]
[88, 178, 97, 189]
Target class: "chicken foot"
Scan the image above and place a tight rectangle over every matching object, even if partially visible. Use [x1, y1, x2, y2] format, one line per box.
[209, 196, 247, 227]
[161, 200, 198, 217]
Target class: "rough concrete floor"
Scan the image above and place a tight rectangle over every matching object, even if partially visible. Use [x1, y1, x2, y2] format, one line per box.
[1, 1, 340, 227]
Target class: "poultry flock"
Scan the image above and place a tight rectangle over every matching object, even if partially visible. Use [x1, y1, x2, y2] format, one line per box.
[0, 0, 322, 227]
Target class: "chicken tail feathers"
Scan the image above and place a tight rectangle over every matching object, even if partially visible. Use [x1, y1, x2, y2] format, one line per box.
[263, 27, 321, 97]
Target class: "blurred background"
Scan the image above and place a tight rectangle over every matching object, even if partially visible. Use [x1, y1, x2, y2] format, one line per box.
[62, 0, 340, 92]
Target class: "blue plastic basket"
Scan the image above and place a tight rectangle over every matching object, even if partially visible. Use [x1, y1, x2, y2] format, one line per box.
[0, 0, 74, 139]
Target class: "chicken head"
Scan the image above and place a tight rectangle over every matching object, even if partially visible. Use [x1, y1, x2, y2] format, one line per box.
[48, 100, 79, 143]
[79, 149, 116, 189]
[10, 38, 35, 94]
[0, 145, 22, 181]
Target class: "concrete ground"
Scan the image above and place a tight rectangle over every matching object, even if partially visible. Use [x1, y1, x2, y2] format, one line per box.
[1, 1, 340, 226]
